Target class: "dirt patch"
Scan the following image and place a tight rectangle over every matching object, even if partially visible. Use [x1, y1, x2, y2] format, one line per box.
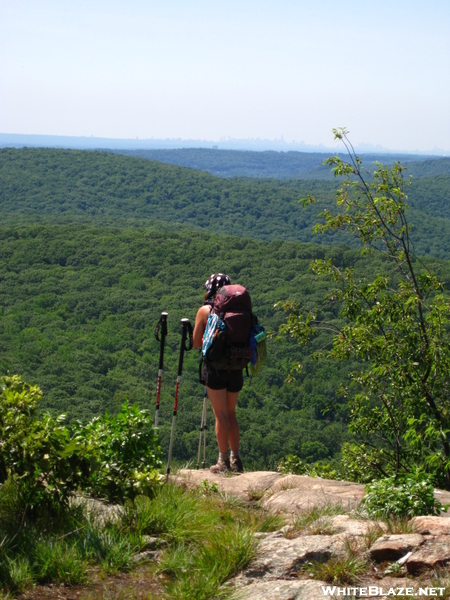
[16, 564, 165, 600]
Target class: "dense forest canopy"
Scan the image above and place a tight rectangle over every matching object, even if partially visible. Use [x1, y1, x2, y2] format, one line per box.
[1, 148, 450, 259]
[2, 223, 450, 469]
[0, 225, 355, 468]
[2, 147, 450, 469]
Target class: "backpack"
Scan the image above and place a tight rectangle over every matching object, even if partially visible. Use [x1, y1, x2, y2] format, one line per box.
[203, 284, 253, 370]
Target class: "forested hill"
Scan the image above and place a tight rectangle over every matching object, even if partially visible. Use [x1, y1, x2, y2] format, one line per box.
[2, 147, 450, 470]
[0, 225, 355, 469]
[108, 148, 450, 180]
[2, 224, 450, 470]
[2, 148, 450, 259]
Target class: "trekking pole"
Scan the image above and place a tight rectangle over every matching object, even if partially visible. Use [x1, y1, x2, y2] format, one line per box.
[154, 312, 168, 428]
[197, 387, 208, 469]
[166, 318, 193, 478]
[202, 390, 207, 469]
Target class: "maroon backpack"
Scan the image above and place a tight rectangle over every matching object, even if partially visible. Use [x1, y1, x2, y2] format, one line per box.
[205, 284, 253, 370]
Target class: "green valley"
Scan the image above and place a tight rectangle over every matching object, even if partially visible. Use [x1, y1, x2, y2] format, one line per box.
[1, 148, 450, 258]
[2, 148, 450, 470]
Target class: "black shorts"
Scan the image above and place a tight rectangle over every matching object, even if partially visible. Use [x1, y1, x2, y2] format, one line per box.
[201, 364, 243, 393]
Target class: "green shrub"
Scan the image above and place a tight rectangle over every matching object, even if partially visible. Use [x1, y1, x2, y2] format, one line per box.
[0, 375, 86, 510]
[72, 401, 163, 502]
[277, 454, 306, 475]
[277, 453, 345, 481]
[361, 475, 443, 517]
[0, 375, 163, 509]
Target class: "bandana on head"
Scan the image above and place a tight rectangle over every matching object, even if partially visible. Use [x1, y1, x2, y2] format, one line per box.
[204, 273, 231, 299]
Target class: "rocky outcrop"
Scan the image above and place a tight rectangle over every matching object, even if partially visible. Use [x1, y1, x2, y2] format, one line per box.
[369, 534, 425, 561]
[263, 474, 366, 513]
[68, 471, 450, 600]
[176, 469, 365, 512]
[176, 470, 450, 518]
[406, 534, 450, 574]
[232, 579, 329, 600]
[411, 515, 450, 534]
[235, 531, 346, 581]
[175, 470, 450, 598]
[70, 494, 124, 524]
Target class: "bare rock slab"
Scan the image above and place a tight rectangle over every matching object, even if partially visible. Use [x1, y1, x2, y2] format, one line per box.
[329, 515, 385, 536]
[70, 495, 123, 524]
[411, 516, 450, 535]
[141, 536, 168, 550]
[406, 536, 450, 574]
[370, 534, 425, 562]
[263, 475, 365, 514]
[177, 470, 366, 514]
[232, 579, 329, 600]
[176, 470, 283, 499]
[238, 533, 345, 582]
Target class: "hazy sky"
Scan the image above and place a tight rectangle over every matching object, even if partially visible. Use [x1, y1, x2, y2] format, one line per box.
[1, 0, 449, 151]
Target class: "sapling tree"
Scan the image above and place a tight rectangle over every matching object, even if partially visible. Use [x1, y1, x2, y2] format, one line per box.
[280, 128, 450, 488]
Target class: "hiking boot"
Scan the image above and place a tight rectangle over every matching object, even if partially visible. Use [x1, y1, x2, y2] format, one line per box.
[230, 456, 244, 474]
[210, 458, 230, 474]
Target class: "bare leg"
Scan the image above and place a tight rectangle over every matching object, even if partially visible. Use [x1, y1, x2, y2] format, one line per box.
[207, 387, 240, 453]
[226, 391, 239, 452]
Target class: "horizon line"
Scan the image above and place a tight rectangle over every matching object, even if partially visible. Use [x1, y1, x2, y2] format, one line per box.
[0, 132, 448, 156]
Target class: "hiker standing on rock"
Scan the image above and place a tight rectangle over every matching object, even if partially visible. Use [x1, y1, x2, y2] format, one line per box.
[193, 273, 245, 474]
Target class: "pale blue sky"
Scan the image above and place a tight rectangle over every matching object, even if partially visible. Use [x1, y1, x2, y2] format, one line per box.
[1, 0, 449, 151]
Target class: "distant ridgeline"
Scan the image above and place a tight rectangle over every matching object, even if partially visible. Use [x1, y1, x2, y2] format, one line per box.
[1, 148, 450, 259]
[107, 147, 450, 180]
[1, 147, 450, 470]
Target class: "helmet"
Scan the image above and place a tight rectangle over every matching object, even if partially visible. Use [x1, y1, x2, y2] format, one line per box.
[204, 273, 231, 300]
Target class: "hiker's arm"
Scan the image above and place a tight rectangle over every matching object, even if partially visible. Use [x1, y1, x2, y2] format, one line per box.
[193, 305, 210, 349]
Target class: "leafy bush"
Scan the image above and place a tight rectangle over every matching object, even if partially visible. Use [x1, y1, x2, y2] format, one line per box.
[0, 375, 162, 511]
[0, 375, 86, 509]
[361, 475, 443, 517]
[72, 401, 163, 502]
[277, 453, 346, 481]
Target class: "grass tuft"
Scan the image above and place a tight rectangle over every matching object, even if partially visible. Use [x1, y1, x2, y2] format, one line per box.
[302, 533, 367, 585]
[254, 511, 285, 533]
[285, 502, 346, 538]
[246, 487, 266, 502]
[0, 480, 273, 599]
[162, 526, 256, 600]
[430, 567, 450, 599]
[122, 484, 219, 544]
[79, 519, 140, 574]
[304, 553, 367, 585]
[5, 556, 34, 593]
[382, 515, 416, 534]
[33, 538, 88, 585]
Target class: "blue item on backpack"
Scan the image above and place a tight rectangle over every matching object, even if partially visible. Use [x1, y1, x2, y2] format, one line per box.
[202, 313, 225, 357]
